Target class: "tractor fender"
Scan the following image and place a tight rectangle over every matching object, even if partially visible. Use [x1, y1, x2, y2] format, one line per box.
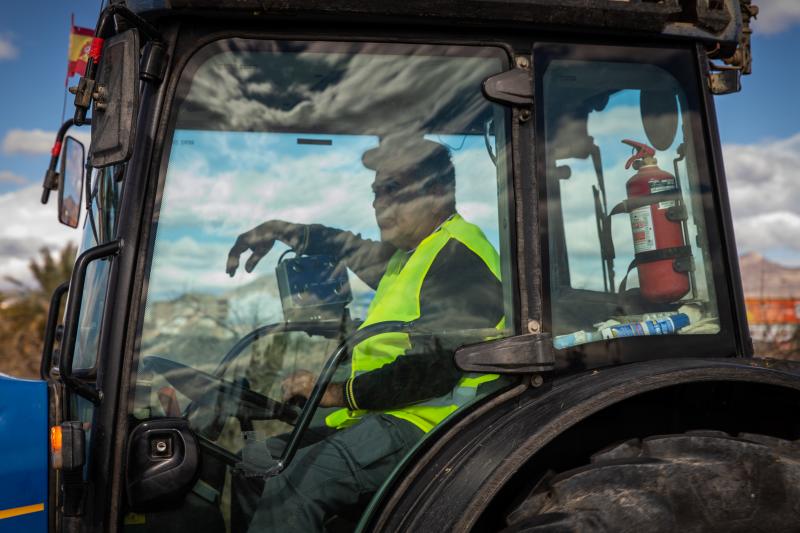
[365, 357, 800, 532]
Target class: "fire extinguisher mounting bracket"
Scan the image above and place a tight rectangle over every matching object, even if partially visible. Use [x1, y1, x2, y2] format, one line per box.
[673, 255, 695, 274]
[666, 204, 688, 222]
[634, 245, 692, 266]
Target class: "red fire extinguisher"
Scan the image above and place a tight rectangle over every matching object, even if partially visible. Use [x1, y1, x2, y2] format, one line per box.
[616, 139, 691, 303]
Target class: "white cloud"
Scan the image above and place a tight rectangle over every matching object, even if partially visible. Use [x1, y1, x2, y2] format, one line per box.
[2, 129, 91, 156]
[0, 34, 18, 61]
[0, 170, 27, 185]
[142, 131, 505, 308]
[0, 186, 82, 290]
[183, 51, 499, 137]
[586, 105, 642, 139]
[752, 0, 800, 35]
[733, 211, 800, 252]
[2, 129, 53, 155]
[723, 133, 800, 258]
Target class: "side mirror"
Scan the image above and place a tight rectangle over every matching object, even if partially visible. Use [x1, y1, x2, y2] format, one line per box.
[58, 136, 85, 228]
[90, 29, 140, 168]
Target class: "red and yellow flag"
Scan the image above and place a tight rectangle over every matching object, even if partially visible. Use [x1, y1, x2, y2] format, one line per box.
[66, 15, 94, 83]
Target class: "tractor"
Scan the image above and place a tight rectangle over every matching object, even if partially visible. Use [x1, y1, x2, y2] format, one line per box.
[5, 0, 800, 531]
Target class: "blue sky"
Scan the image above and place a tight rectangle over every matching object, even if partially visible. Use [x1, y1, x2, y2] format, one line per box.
[0, 2, 100, 194]
[716, 23, 800, 144]
[1, 1, 799, 289]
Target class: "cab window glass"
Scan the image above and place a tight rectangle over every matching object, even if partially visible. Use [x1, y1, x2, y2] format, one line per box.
[129, 40, 513, 531]
[68, 164, 123, 479]
[72, 165, 121, 371]
[538, 44, 729, 362]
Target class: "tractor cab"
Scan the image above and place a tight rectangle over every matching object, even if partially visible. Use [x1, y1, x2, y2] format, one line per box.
[25, 2, 781, 532]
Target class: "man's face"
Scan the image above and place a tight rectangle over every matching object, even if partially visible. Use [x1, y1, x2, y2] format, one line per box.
[371, 169, 442, 250]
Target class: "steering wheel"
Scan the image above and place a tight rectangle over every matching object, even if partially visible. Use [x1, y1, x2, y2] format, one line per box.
[141, 356, 302, 436]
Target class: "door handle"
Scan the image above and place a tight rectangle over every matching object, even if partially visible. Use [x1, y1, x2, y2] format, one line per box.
[126, 418, 199, 511]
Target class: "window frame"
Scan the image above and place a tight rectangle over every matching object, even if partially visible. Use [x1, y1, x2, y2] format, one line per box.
[125, 33, 522, 513]
[533, 41, 741, 370]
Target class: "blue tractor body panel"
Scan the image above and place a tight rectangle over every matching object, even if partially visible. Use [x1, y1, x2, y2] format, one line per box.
[0, 374, 47, 531]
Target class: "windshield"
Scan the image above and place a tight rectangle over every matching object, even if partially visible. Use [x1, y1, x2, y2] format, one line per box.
[537, 43, 734, 366]
[129, 40, 515, 531]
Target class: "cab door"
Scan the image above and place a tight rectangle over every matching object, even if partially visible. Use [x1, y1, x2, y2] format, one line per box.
[115, 34, 517, 532]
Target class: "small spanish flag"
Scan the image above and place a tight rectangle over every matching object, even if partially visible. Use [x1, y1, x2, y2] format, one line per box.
[66, 15, 94, 83]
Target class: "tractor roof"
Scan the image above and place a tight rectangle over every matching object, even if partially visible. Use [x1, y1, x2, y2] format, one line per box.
[123, 0, 746, 50]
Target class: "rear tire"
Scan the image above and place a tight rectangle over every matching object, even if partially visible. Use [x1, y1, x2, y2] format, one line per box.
[504, 431, 800, 532]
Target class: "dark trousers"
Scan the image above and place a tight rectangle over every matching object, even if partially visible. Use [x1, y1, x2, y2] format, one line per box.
[240, 414, 423, 532]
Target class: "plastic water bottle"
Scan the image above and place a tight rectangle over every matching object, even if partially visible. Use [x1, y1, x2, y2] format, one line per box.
[553, 329, 603, 349]
[600, 313, 690, 340]
[553, 313, 690, 349]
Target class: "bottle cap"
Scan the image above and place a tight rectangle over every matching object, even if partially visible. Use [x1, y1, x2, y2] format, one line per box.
[670, 313, 690, 330]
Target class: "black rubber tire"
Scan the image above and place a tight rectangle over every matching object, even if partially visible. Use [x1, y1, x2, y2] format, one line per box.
[504, 431, 800, 532]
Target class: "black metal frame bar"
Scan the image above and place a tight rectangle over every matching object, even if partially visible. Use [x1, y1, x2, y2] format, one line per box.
[61, 240, 123, 402]
[274, 321, 414, 474]
[41, 281, 70, 380]
[532, 41, 742, 370]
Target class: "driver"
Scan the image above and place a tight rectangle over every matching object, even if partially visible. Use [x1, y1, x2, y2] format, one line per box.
[226, 136, 504, 531]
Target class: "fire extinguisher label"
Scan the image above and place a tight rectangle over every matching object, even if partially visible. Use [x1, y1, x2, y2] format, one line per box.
[631, 206, 656, 253]
[649, 178, 677, 210]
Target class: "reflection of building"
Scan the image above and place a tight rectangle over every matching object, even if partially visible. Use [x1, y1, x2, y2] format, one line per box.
[746, 298, 800, 343]
[146, 294, 230, 337]
[739, 253, 800, 353]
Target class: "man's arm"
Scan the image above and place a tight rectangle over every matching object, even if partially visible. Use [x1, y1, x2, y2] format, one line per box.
[343, 239, 505, 411]
[302, 224, 396, 290]
[226, 220, 395, 289]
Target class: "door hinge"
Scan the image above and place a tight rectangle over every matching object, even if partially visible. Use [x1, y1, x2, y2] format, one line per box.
[455, 332, 554, 374]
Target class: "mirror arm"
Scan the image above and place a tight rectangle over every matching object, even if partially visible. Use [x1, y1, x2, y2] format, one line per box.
[41, 118, 91, 204]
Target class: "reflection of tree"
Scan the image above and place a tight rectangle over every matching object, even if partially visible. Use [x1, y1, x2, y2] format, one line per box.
[142, 288, 341, 461]
[0, 244, 77, 378]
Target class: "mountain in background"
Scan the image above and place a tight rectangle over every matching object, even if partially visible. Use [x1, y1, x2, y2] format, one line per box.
[739, 252, 800, 299]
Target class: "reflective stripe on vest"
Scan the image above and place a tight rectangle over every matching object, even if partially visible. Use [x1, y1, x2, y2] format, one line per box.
[325, 214, 502, 433]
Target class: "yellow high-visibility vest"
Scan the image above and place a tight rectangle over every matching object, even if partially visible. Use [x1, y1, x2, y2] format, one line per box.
[325, 214, 502, 433]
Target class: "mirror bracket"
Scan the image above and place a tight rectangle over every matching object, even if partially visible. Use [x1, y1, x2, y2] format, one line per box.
[93, 84, 109, 111]
[705, 0, 757, 95]
[42, 168, 59, 195]
[141, 41, 169, 84]
[69, 78, 95, 123]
